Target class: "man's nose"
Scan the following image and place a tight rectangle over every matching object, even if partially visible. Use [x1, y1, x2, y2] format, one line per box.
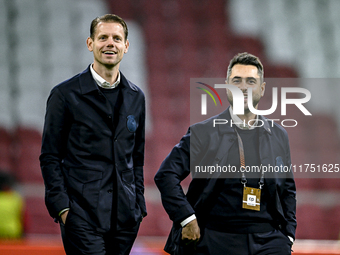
[238, 80, 247, 90]
[107, 37, 115, 46]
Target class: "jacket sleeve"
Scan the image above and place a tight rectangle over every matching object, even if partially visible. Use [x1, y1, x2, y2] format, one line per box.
[39, 87, 71, 219]
[154, 129, 195, 224]
[281, 134, 297, 239]
[133, 94, 147, 217]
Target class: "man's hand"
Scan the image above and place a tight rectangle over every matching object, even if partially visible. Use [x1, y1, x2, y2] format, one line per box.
[181, 219, 200, 245]
[60, 210, 69, 224]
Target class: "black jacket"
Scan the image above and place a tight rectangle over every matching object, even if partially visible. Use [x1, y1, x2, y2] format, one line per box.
[40, 66, 146, 232]
[155, 107, 296, 254]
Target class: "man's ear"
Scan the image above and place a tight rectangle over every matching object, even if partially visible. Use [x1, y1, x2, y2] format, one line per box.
[124, 39, 130, 54]
[261, 82, 266, 96]
[86, 37, 93, 52]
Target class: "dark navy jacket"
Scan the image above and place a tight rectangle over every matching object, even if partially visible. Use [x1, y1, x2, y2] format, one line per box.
[40, 66, 146, 232]
[155, 107, 296, 254]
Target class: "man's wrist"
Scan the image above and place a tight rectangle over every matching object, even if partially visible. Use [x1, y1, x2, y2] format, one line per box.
[180, 214, 196, 227]
[58, 208, 70, 217]
[288, 236, 294, 244]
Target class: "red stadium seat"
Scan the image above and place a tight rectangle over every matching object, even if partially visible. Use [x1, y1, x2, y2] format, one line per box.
[0, 127, 13, 172]
[296, 205, 328, 239]
[295, 178, 314, 190]
[139, 201, 172, 236]
[13, 127, 43, 184]
[25, 197, 60, 235]
[107, 0, 135, 20]
[229, 36, 266, 61]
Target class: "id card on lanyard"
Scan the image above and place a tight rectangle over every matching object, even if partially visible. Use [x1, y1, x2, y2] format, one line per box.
[242, 186, 261, 211]
[235, 129, 264, 211]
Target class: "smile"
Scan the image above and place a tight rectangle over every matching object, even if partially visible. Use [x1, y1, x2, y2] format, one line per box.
[103, 51, 116, 55]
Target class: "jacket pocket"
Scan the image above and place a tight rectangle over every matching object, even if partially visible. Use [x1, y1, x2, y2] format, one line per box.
[69, 168, 103, 183]
[68, 168, 103, 209]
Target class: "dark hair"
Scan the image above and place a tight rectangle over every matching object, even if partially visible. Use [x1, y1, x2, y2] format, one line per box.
[226, 52, 264, 82]
[90, 14, 128, 41]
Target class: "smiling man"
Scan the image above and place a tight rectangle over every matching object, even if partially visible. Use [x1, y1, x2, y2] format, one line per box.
[40, 14, 146, 255]
[155, 53, 296, 255]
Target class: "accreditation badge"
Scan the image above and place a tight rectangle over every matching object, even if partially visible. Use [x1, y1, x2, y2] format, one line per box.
[242, 187, 261, 211]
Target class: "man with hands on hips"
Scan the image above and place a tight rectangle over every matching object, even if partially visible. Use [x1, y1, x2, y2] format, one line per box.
[155, 53, 296, 255]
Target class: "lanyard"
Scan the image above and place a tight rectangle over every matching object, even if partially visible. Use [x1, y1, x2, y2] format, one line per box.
[235, 129, 265, 189]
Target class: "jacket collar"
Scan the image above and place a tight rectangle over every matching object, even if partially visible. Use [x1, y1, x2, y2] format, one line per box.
[79, 65, 138, 94]
[218, 106, 272, 135]
[90, 64, 120, 89]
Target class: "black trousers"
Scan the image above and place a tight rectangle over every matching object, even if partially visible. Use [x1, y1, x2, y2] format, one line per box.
[193, 228, 292, 255]
[60, 210, 140, 255]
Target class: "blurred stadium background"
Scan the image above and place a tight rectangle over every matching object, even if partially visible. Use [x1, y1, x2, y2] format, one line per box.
[0, 0, 340, 254]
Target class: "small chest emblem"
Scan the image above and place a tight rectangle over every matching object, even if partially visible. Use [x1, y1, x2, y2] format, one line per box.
[276, 156, 284, 167]
[127, 115, 137, 132]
